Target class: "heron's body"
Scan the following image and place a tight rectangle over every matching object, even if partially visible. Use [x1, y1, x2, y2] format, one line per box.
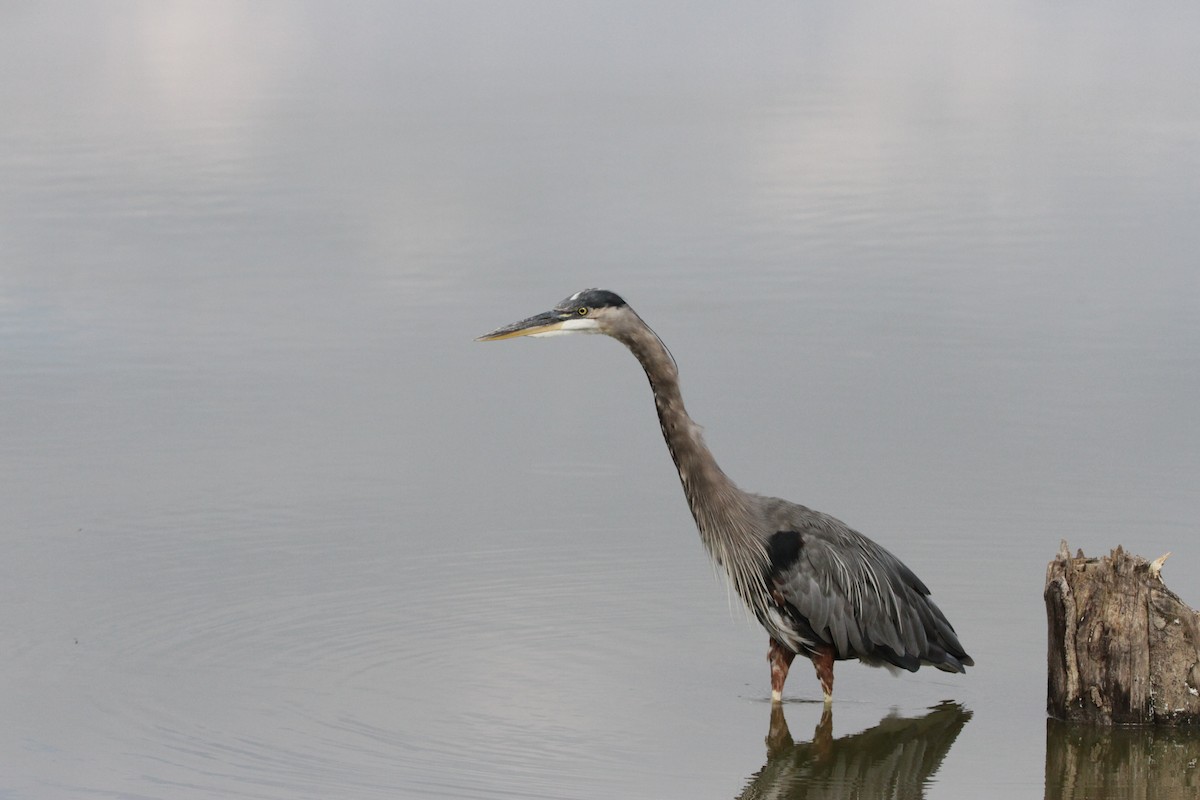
[478, 289, 972, 702]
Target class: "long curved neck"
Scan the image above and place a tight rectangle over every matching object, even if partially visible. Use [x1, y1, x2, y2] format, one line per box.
[612, 317, 769, 602]
[620, 323, 739, 519]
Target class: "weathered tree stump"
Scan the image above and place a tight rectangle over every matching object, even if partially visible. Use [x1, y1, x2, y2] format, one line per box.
[1045, 541, 1200, 725]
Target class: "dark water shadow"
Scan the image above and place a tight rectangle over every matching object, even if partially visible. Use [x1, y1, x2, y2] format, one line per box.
[736, 701, 972, 799]
[1045, 718, 1200, 799]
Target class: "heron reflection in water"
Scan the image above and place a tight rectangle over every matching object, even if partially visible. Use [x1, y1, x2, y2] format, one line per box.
[738, 702, 973, 799]
[478, 290, 972, 702]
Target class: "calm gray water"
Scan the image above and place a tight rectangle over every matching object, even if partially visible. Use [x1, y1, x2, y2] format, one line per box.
[2, 3, 1198, 798]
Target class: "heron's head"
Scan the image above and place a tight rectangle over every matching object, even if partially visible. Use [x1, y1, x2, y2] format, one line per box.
[476, 289, 630, 341]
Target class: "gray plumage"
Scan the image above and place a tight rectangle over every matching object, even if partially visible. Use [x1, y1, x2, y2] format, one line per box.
[477, 289, 972, 702]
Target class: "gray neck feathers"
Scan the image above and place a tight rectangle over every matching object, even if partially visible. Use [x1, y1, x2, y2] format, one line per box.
[614, 317, 770, 613]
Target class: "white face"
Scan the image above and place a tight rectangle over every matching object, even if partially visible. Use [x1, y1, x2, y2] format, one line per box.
[528, 317, 602, 337]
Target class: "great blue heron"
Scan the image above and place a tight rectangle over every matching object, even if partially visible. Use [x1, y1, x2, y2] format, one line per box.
[477, 289, 972, 703]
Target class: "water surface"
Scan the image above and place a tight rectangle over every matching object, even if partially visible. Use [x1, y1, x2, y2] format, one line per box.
[2, 3, 1198, 798]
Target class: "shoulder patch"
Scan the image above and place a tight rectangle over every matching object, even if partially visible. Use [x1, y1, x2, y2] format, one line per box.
[767, 530, 803, 573]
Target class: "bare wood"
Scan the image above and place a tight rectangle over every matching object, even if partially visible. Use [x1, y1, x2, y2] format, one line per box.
[1045, 541, 1200, 725]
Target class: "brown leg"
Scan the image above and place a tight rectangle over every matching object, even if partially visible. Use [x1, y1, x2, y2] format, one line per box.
[810, 642, 835, 703]
[768, 638, 796, 703]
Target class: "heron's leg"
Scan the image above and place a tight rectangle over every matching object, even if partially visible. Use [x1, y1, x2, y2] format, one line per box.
[768, 638, 796, 703]
[810, 643, 835, 703]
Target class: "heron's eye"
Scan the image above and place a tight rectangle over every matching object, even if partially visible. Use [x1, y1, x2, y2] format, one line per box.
[576, 307, 589, 316]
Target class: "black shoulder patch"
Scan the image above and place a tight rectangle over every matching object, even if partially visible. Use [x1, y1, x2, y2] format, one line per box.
[767, 530, 803, 573]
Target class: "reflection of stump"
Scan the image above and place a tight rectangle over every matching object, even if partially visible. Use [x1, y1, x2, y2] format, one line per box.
[1045, 718, 1200, 798]
[1044, 541, 1200, 725]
